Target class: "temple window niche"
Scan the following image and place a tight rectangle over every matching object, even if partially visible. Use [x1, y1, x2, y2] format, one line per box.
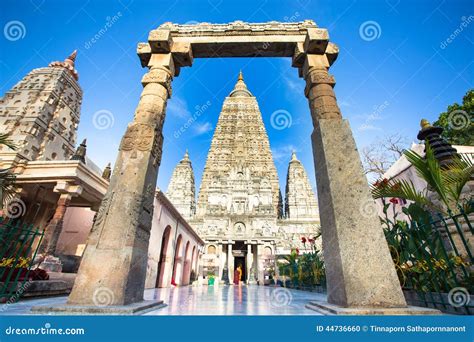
[207, 245, 216, 254]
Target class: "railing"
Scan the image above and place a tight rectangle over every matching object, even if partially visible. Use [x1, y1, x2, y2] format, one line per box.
[385, 203, 473, 315]
[0, 217, 44, 303]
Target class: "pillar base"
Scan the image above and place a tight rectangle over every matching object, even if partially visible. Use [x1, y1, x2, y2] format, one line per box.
[31, 300, 166, 315]
[305, 300, 441, 315]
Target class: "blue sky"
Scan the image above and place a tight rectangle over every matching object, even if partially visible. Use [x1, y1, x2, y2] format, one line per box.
[1, 0, 473, 193]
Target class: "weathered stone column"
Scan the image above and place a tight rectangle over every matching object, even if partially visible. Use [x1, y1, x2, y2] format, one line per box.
[228, 243, 233, 284]
[217, 243, 223, 280]
[39, 182, 83, 256]
[301, 53, 406, 308]
[39, 193, 72, 255]
[220, 243, 230, 284]
[67, 53, 175, 306]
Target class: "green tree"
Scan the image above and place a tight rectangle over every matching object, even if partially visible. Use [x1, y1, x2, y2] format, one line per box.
[371, 143, 473, 214]
[0, 134, 17, 206]
[433, 89, 473, 146]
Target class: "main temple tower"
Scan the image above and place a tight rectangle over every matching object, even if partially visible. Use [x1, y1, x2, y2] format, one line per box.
[166, 72, 320, 284]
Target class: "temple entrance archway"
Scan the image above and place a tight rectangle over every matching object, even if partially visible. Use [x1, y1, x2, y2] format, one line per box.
[172, 234, 183, 285]
[182, 241, 191, 285]
[67, 20, 408, 313]
[190, 246, 197, 279]
[156, 225, 172, 288]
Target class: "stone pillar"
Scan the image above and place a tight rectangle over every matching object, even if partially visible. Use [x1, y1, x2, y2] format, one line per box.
[257, 244, 264, 286]
[253, 244, 259, 284]
[67, 54, 175, 306]
[301, 53, 406, 308]
[39, 193, 72, 255]
[221, 243, 229, 284]
[217, 243, 223, 280]
[247, 244, 256, 284]
[158, 256, 174, 288]
[228, 243, 233, 284]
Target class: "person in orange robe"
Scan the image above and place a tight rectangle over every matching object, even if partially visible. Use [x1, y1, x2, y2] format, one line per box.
[233, 264, 242, 285]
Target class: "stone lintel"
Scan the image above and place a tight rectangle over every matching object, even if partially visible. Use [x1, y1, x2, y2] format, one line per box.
[137, 42, 151, 68]
[306, 300, 442, 315]
[53, 181, 83, 196]
[325, 42, 339, 66]
[31, 300, 166, 315]
[303, 28, 329, 54]
[292, 42, 305, 68]
[148, 29, 173, 53]
[171, 41, 194, 67]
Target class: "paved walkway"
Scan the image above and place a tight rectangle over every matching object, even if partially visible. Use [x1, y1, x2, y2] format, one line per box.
[1, 285, 325, 315]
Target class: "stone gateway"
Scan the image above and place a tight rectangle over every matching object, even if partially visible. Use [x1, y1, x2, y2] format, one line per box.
[53, 20, 420, 314]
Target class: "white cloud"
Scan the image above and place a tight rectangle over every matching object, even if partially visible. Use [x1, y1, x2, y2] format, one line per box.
[358, 124, 382, 132]
[167, 96, 190, 119]
[271, 144, 299, 162]
[194, 122, 213, 135]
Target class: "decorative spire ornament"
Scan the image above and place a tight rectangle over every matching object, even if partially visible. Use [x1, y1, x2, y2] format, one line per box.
[102, 163, 111, 181]
[49, 50, 79, 80]
[417, 119, 459, 168]
[70, 139, 87, 163]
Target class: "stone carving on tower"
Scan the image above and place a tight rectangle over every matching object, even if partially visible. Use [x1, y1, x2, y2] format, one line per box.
[166, 150, 196, 220]
[0, 51, 82, 162]
[285, 152, 319, 220]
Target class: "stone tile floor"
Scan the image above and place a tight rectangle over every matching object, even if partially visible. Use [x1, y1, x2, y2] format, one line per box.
[0, 285, 325, 315]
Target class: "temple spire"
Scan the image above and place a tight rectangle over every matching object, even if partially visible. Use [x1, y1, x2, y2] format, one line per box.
[229, 70, 252, 97]
[70, 139, 87, 163]
[49, 50, 79, 81]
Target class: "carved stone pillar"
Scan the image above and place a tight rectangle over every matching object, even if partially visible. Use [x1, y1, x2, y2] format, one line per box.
[228, 243, 233, 284]
[39, 193, 72, 255]
[217, 243, 223, 281]
[301, 54, 406, 308]
[67, 55, 175, 306]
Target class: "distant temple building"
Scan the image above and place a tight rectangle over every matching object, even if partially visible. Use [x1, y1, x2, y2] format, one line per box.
[0, 53, 204, 287]
[0, 51, 107, 267]
[166, 72, 320, 284]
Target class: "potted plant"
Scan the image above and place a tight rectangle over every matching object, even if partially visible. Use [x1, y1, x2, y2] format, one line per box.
[207, 272, 215, 286]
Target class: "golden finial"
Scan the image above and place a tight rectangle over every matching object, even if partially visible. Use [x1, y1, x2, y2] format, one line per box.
[238, 70, 243, 81]
[420, 119, 432, 129]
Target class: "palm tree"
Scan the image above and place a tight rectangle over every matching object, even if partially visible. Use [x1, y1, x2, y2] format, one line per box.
[371, 142, 473, 214]
[0, 134, 17, 206]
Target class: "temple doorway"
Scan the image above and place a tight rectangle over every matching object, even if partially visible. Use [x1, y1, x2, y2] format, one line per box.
[234, 257, 246, 283]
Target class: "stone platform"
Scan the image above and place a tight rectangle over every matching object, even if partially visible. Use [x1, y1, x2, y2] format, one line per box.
[31, 300, 166, 315]
[306, 300, 442, 315]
